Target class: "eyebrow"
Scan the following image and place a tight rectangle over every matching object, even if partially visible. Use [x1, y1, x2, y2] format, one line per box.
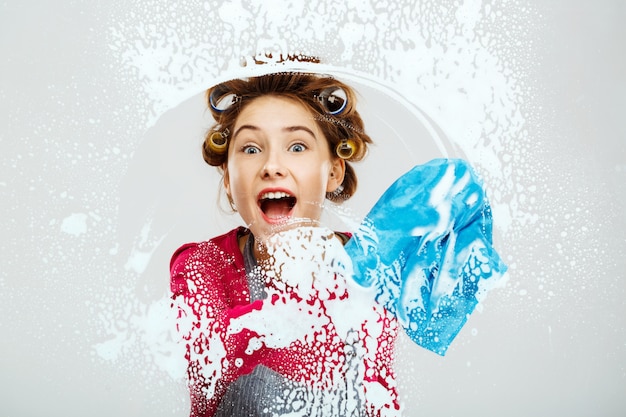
[233, 125, 317, 140]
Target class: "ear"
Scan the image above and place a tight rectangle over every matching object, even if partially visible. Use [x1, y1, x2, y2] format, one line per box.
[326, 157, 346, 193]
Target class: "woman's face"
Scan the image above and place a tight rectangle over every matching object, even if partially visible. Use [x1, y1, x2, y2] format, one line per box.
[223, 95, 345, 241]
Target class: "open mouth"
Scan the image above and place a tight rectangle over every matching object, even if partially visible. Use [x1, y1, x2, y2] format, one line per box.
[258, 191, 296, 221]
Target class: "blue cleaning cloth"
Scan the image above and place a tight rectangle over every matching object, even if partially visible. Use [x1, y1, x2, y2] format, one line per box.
[345, 159, 508, 355]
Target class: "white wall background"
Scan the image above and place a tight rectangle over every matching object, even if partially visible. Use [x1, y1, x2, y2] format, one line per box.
[1, 1, 624, 416]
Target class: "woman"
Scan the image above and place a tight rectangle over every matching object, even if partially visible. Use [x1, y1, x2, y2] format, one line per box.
[170, 71, 508, 417]
[170, 72, 401, 416]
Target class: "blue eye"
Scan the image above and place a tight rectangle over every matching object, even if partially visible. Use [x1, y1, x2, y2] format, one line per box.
[289, 143, 306, 152]
[242, 145, 260, 154]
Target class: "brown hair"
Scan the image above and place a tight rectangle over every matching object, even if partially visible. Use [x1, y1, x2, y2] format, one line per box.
[202, 72, 373, 202]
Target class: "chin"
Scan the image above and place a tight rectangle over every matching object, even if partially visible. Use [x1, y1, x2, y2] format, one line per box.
[256, 217, 321, 239]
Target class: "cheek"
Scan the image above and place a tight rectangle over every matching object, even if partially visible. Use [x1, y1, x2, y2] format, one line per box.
[228, 175, 248, 200]
[225, 160, 246, 190]
[317, 161, 333, 186]
[305, 164, 332, 198]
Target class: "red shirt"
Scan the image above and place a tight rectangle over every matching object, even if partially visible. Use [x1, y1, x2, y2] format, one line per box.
[170, 227, 401, 416]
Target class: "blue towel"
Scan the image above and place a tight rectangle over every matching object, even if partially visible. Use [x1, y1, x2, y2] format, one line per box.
[345, 159, 508, 355]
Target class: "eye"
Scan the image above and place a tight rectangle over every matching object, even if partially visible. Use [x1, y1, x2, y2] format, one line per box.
[242, 145, 261, 154]
[289, 143, 307, 153]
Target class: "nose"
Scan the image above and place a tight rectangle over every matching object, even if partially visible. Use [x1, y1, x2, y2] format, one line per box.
[261, 149, 287, 179]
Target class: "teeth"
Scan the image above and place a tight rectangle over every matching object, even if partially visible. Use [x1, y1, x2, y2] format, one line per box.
[261, 191, 292, 200]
